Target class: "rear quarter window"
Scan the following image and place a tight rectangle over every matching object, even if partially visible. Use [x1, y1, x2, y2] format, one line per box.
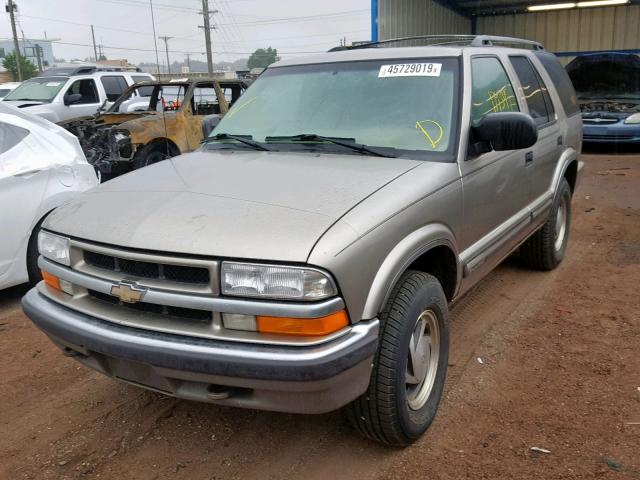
[534, 51, 580, 117]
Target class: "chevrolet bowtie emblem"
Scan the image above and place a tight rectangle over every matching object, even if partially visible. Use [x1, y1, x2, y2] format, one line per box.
[110, 281, 147, 303]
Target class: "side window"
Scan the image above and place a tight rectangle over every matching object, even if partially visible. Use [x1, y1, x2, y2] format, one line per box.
[191, 85, 220, 116]
[471, 57, 519, 125]
[534, 51, 580, 117]
[132, 75, 154, 97]
[65, 79, 99, 104]
[510, 56, 554, 126]
[100, 75, 129, 102]
[0, 121, 29, 155]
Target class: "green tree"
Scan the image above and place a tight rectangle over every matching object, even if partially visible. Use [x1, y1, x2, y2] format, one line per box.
[247, 47, 278, 69]
[2, 52, 38, 80]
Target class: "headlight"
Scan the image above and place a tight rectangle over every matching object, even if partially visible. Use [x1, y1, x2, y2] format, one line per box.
[38, 231, 71, 266]
[624, 113, 640, 124]
[221, 262, 337, 301]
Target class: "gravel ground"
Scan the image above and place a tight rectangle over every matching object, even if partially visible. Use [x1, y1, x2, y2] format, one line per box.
[0, 150, 638, 480]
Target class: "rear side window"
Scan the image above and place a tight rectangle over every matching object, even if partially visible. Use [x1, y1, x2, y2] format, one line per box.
[510, 56, 555, 126]
[534, 51, 580, 117]
[0, 122, 29, 155]
[101, 75, 129, 102]
[471, 57, 519, 125]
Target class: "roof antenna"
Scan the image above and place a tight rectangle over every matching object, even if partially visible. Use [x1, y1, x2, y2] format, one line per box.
[149, 0, 170, 163]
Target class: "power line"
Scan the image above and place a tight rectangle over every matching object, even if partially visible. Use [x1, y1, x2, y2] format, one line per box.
[49, 39, 324, 56]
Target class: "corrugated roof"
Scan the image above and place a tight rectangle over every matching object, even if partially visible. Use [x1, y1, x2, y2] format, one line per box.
[434, 0, 640, 16]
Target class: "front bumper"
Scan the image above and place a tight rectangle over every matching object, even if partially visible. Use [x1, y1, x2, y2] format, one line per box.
[22, 289, 379, 414]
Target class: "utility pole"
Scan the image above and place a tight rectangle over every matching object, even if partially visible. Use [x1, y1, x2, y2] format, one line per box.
[185, 53, 191, 71]
[91, 25, 98, 62]
[159, 36, 172, 74]
[6, 0, 22, 81]
[34, 43, 42, 72]
[199, 0, 217, 75]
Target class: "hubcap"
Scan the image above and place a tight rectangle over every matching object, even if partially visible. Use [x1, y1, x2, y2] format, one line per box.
[554, 198, 567, 252]
[406, 310, 440, 410]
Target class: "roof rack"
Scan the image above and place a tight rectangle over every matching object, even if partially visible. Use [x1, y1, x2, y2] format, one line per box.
[329, 34, 544, 52]
[38, 66, 143, 77]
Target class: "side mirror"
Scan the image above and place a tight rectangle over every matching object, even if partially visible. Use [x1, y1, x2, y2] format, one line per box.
[64, 93, 83, 106]
[471, 112, 538, 154]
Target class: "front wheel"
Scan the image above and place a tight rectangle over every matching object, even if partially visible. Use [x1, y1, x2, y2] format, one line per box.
[347, 271, 450, 446]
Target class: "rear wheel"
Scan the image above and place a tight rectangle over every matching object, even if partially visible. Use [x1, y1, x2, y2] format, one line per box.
[347, 271, 450, 446]
[521, 178, 572, 270]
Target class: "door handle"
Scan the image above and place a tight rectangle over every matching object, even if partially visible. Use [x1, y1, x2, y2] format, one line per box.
[557, 135, 563, 146]
[525, 151, 534, 165]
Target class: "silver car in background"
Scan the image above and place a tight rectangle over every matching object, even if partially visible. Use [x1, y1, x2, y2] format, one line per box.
[22, 36, 582, 446]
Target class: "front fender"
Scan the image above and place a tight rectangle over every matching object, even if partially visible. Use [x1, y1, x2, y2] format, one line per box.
[360, 223, 460, 320]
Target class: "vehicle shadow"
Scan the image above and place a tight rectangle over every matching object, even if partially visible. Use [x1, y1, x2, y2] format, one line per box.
[582, 143, 640, 155]
[0, 283, 30, 309]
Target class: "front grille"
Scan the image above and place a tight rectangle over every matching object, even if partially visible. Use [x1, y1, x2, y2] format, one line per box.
[84, 250, 210, 285]
[88, 290, 212, 323]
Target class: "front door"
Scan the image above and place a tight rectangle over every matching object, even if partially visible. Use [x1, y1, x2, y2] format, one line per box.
[458, 55, 532, 281]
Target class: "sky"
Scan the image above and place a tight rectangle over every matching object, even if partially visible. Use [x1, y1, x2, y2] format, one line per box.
[1, 0, 372, 66]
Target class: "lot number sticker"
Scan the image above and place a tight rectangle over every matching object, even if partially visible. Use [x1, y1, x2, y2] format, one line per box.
[378, 63, 442, 78]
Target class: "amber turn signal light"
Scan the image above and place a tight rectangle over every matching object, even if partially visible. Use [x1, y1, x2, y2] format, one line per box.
[41, 270, 60, 291]
[256, 310, 349, 337]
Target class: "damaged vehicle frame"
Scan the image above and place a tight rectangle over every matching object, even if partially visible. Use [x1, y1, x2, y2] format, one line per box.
[61, 78, 248, 176]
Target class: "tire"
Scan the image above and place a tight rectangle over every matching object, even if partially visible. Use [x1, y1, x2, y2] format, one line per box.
[132, 142, 173, 170]
[520, 178, 572, 270]
[347, 270, 450, 446]
[26, 215, 48, 285]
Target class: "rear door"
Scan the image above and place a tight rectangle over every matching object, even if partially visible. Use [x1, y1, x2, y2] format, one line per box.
[508, 55, 560, 204]
[0, 120, 42, 283]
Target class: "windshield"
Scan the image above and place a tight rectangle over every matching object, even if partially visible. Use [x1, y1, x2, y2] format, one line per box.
[210, 58, 459, 160]
[567, 57, 640, 100]
[4, 76, 68, 102]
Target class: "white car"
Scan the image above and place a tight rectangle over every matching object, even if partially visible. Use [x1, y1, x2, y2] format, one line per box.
[2, 67, 154, 123]
[0, 102, 98, 289]
[0, 82, 21, 99]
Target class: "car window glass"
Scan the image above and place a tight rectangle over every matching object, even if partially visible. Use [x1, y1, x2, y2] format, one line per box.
[510, 56, 552, 126]
[192, 85, 219, 115]
[132, 75, 154, 97]
[471, 57, 519, 125]
[66, 79, 99, 104]
[160, 85, 186, 111]
[0, 121, 29, 155]
[534, 51, 579, 116]
[100, 75, 129, 102]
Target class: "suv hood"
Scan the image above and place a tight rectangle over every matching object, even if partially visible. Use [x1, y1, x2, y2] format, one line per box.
[45, 150, 421, 261]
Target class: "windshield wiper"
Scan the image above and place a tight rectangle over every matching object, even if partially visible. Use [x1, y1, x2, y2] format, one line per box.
[203, 133, 270, 151]
[265, 134, 395, 158]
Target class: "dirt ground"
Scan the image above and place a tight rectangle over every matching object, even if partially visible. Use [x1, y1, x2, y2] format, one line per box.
[0, 150, 638, 480]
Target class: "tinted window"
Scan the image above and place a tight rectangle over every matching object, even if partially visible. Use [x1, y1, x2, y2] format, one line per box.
[0, 122, 29, 154]
[534, 51, 580, 116]
[510, 56, 554, 126]
[471, 57, 519, 125]
[66, 79, 99, 104]
[101, 75, 129, 102]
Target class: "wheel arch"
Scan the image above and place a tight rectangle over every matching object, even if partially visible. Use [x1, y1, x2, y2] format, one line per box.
[361, 223, 461, 320]
[563, 158, 579, 195]
[141, 138, 181, 157]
